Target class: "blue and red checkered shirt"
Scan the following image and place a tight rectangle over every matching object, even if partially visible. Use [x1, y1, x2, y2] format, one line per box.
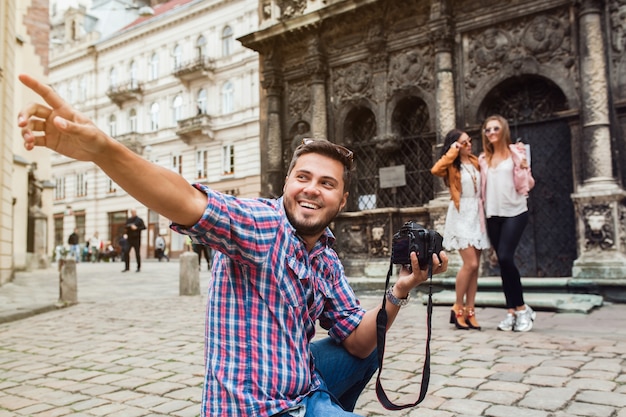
[171, 184, 366, 417]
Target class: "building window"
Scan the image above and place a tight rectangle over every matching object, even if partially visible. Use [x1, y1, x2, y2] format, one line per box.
[109, 114, 117, 137]
[130, 60, 138, 88]
[75, 172, 87, 197]
[128, 108, 137, 132]
[172, 95, 183, 124]
[109, 67, 117, 88]
[173, 44, 182, 70]
[150, 102, 160, 131]
[79, 76, 87, 102]
[197, 89, 207, 114]
[221, 81, 234, 114]
[222, 144, 234, 175]
[196, 149, 208, 179]
[171, 154, 183, 175]
[149, 53, 159, 81]
[107, 177, 117, 193]
[54, 177, 66, 200]
[196, 35, 207, 59]
[222, 26, 233, 57]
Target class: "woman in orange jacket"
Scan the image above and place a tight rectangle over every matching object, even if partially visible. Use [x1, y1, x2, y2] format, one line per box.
[432, 129, 490, 330]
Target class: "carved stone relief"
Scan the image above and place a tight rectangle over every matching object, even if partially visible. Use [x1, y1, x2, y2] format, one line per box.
[582, 204, 614, 250]
[277, 0, 307, 20]
[464, 9, 575, 102]
[388, 48, 433, 93]
[287, 81, 311, 120]
[610, 0, 626, 96]
[331, 63, 373, 106]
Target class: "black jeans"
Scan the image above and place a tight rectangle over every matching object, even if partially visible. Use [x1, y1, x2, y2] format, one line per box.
[127, 238, 141, 270]
[486, 212, 528, 309]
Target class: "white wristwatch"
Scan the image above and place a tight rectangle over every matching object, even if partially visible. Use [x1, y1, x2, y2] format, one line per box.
[386, 285, 410, 307]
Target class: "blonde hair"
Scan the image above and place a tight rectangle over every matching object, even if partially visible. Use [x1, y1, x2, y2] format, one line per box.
[481, 114, 511, 164]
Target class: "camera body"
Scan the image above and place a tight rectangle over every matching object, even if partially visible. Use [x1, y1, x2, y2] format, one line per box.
[391, 221, 443, 270]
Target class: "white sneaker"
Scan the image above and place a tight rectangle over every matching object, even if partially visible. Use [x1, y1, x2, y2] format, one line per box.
[514, 305, 536, 332]
[497, 313, 516, 331]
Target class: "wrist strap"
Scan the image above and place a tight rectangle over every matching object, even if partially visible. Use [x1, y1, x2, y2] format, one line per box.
[375, 259, 433, 410]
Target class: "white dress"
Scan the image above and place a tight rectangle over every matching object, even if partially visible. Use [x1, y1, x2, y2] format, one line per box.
[443, 163, 490, 251]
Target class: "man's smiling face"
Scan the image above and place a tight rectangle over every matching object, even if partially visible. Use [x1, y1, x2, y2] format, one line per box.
[283, 152, 348, 247]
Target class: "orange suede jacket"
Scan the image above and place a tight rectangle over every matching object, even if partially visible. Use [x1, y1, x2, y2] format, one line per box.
[431, 146, 480, 211]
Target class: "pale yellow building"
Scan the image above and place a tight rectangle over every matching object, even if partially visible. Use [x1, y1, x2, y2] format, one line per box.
[1, 0, 53, 285]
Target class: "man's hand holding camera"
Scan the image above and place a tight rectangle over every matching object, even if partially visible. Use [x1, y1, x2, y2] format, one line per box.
[394, 251, 448, 296]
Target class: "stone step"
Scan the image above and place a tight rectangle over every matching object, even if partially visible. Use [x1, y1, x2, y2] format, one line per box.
[423, 290, 604, 313]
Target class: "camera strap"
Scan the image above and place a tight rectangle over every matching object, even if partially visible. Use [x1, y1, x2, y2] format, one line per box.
[375, 260, 433, 410]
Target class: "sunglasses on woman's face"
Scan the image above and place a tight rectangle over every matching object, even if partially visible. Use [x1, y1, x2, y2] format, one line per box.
[484, 126, 501, 135]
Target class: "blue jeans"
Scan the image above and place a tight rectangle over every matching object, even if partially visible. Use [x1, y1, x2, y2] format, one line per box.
[276, 338, 378, 417]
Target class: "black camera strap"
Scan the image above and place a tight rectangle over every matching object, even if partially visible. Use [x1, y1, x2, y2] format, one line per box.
[375, 259, 433, 410]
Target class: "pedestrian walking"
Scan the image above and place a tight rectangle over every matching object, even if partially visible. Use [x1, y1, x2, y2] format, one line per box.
[478, 114, 536, 332]
[125, 208, 146, 272]
[17, 73, 449, 417]
[431, 129, 490, 330]
[118, 234, 130, 272]
[88, 231, 102, 262]
[155, 235, 169, 262]
[192, 243, 211, 270]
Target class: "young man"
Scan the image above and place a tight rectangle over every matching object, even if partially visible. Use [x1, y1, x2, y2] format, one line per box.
[17, 74, 448, 417]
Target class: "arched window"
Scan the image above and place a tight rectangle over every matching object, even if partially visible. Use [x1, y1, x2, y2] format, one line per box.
[221, 81, 234, 114]
[172, 95, 183, 124]
[196, 35, 207, 59]
[197, 89, 207, 114]
[173, 44, 182, 70]
[79, 76, 87, 102]
[222, 26, 233, 57]
[149, 53, 159, 81]
[109, 67, 117, 88]
[109, 114, 117, 137]
[128, 108, 137, 132]
[150, 102, 160, 131]
[130, 61, 138, 88]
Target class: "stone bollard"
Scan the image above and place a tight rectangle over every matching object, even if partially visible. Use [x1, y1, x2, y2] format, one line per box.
[179, 251, 200, 296]
[59, 258, 78, 304]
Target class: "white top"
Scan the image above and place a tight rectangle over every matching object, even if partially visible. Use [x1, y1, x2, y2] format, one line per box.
[443, 164, 490, 251]
[485, 157, 528, 218]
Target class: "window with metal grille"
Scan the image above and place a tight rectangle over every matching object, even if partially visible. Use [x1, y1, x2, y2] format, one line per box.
[345, 99, 434, 212]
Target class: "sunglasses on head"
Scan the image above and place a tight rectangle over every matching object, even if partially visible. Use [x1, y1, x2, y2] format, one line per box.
[484, 126, 501, 134]
[302, 138, 354, 162]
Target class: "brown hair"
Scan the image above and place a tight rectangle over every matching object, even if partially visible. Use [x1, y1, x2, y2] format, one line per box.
[287, 139, 355, 192]
[481, 115, 511, 164]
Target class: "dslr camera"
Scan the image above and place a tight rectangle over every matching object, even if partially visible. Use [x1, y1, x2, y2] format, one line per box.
[391, 221, 443, 270]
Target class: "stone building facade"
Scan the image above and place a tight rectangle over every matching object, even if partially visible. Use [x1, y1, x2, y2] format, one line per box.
[240, 0, 626, 290]
[48, 0, 260, 260]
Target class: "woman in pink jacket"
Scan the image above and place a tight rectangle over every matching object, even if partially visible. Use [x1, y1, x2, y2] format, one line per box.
[432, 129, 490, 330]
[478, 115, 536, 332]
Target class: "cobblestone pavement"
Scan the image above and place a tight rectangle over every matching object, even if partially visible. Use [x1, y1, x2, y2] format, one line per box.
[0, 261, 625, 417]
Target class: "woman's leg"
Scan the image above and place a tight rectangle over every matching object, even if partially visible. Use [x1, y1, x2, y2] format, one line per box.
[459, 246, 481, 328]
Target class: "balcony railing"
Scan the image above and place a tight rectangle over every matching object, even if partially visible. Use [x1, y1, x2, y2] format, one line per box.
[115, 132, 144, 154]
[106, 80, 143, 106]
[176, 113, 213, 144]
[173, 57, 215, 82]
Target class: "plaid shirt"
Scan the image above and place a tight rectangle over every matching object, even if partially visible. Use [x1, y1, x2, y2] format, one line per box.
[171, 184, 366, 417]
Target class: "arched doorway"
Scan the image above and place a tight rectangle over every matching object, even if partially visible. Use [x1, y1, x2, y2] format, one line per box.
[478, 75, 577, 277]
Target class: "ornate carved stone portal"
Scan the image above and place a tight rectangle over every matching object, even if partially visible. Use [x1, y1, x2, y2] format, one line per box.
[240, 0, 626, 290]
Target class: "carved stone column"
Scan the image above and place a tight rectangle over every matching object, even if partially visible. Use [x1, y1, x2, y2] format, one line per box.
[305, 36, 328, 139]
[428, 2, 458, 277]
[571, 0, 626, 279]
[261, 51, 284, 198]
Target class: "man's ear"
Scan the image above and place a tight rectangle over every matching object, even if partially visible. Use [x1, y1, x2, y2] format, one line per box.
[339, 192, 348, 212]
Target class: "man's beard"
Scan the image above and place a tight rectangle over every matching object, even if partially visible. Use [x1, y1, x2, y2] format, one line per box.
[285, 204, 340, 239]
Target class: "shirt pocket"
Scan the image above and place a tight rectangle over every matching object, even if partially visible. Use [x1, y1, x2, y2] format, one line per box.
[283, 256, 308, 308]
